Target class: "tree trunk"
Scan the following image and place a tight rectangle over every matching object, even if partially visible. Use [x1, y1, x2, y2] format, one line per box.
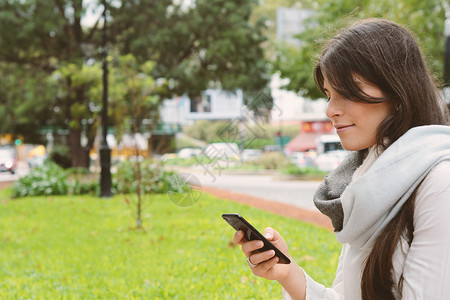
[68, 126, 86, 168]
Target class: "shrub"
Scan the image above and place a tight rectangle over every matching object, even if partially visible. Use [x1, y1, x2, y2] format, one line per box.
[12, 159, 186, 197]
[66, 168, 99, 195]
[281, 164, 328, 177]
[248, 152, 289, 169]
[13, 162, 69, 197]
[12, 163, 99, 197]
[113, 159, 187, 194]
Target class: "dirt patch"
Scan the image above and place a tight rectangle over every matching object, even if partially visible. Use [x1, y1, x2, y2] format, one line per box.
[202, 186, 333, 231]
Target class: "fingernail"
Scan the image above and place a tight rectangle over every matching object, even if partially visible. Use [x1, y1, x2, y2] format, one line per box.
[264, 233, 271, 239]
[257, 241, 264, 247]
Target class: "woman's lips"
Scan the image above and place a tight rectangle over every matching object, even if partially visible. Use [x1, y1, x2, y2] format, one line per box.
[335, 124, 354, 133]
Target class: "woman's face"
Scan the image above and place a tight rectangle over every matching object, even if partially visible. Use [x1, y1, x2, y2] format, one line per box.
[323, 75, 391, 151]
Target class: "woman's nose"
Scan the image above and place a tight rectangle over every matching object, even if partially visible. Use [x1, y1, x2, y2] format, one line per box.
[326, 97, 343, 119]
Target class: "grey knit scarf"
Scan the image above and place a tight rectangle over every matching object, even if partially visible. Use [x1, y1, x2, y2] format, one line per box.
[313, 150, 365, 231]
[313, 125, 450, 249]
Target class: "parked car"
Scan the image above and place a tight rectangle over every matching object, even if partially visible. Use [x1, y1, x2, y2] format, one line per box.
[240, 149, 263, 162]
[288, 151, 317, 167]
[262, 144, 283, 153]
[0, 149, 17, 174]
[177, 148, 202, 159]
[315, 150, 348, 171]
[203, 143, 240, 161]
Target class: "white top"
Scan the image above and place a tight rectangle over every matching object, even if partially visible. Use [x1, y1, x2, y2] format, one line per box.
[284, 160, 450, 299]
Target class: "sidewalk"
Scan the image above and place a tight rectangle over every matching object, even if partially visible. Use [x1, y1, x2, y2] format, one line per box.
[202, 186, 333, 231]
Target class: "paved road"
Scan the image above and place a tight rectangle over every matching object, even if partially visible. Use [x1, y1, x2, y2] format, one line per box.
[178, 166, 322, 212]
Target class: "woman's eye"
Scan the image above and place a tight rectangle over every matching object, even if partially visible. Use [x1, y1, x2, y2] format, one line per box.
[326, 97, 331, 102]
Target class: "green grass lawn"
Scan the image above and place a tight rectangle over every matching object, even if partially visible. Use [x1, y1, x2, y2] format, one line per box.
[0, 188, 341, 299]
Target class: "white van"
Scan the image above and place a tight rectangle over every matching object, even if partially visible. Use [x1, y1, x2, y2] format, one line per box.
[316, 134, 343, 154]
[315, 135, 347, 171]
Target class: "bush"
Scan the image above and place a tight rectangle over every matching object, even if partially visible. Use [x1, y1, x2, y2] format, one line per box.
[175, 136, 203, 150]
[12, 163, 99, 197]
[12, 159, 188, 197]
[13, 162, 69, 197]
[248, 152, 289, 169]
[113, 159, 187, 194]
[281, 164, 328, 177]
[66, 168, 99, 195]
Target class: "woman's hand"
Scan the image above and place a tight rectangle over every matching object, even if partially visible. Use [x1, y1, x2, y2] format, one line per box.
[233, 227, 293, 281]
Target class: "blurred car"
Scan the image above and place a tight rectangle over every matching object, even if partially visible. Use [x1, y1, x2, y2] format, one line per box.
[0, 149, 17, 174]
[262, 144, 283, 153]
[288, 151, 316, 167]
[203, 143, 240, 161]
[240, 149, 263, 162]
[160, 153, 177, 161]
[177, 148, 202, 159]
[315, 150, 348, 171]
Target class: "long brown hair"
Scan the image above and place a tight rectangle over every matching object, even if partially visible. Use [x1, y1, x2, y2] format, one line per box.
[314, 19, 449, 299]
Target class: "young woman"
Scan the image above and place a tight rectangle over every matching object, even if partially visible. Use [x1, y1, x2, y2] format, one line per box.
[233, 19, 450, 299]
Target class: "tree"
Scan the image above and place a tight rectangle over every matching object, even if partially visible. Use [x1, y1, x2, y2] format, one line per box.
[109, 54, 159, 228]
[272, 0, 448, 99]
[0, 63, 55, 144]
[0, 0, 271, 166]
[48, 62, 103, 167]
[108, 0, 270, 97]
[0, 0, 105, 166]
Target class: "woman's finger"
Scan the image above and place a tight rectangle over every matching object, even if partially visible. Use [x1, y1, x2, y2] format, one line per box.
[253, 256, 279, 275]
[249, 249, 276, 265]
[242, 240, 264, 256]
[233, 230, 245, 245]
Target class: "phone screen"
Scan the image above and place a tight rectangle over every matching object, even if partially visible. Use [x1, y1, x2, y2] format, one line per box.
[222, 213, 291, 264]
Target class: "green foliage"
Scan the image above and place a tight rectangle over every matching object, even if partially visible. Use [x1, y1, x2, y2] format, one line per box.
[281, 164, 328, 177]
[248, 152, 289, 169]
[243, 138, 276, 149]
[12, 157, 193, 197]
[12, 163, 100, 197]
[108, 54, 160, 138]
[183, 120, 234, 142]
[113, 159, 185, 194]
[48, 145, 72, 169]
[0, 193, 341, 298]
[162, 156, 211, 167]
[110, 0, 270, 97]
[174, 136, 204, 150]
[183, 120, 300, 148]
[12, 162, 69, 197]
[66, 168, 100, 196]
[273, 0, 447, 98]
[0, 65, 53, 144]
[0, 0, 271, 166]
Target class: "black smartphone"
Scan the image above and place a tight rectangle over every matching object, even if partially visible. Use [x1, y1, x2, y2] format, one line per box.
[222, 213, 291, 264]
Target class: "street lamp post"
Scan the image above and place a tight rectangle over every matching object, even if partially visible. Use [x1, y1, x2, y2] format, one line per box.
[100, 0, 112, 197]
